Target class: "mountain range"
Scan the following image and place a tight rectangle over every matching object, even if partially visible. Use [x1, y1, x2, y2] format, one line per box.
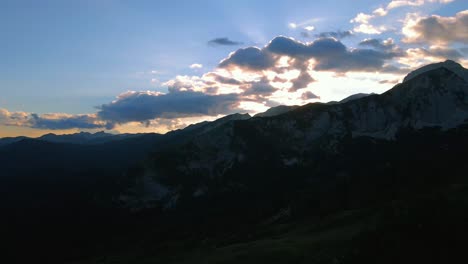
[2, 60, 468, 264]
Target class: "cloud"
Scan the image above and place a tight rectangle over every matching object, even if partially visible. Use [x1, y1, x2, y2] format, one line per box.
[359, 38, 396, 50]
[165, 75, 217, 94]
[288, 18, 321, 31]
[350, 11, 387, 35]
[315, 30, 353, 39]
[208, 37, 243, 46]
[378, 79, 400, 84]
[400, 46, 464, 67]
[386, 0, 452, 10]
[205, 73, 242, 85]
[0, 108, 106, 130]
[189, 63, 203, 69]
[30, 113, 105, 130]
[387, 0, 425, 9]
[150, 119, 188, 131]
[373, 8, 388, 16]
[219, 47, 275, 70]
[0, 109, 30, 127]
[97, 91, 242, 124]
[291, 72, 315, 91]
[350, 0, 455, 35]
[402, 10, 468, 44]
[353, 24, 387, 35]
[220, 36, 401, 73]
[301, 91, 320, 100]
[351, 13, 374, 24]
[243, 78, 277, 97]
[418, 47, 463, 60]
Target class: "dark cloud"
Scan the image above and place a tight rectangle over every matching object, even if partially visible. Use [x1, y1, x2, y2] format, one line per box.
[267, 36, 347, 58]
[97, 91, 241, 124]
[208, 37, 244, 46]
[300, 31, 312, 38]
[1, 108, 106, 130]
[219, 47, 275, 70]
[315, 30, 353, 39]
[243, 78, 277, 97]
[30, 114, 105, 130]
[0, 109, 30, 127]
[379, 79, 400, 84]
[403, 11, 468, 44]
[315, 48, 397, 72]
[205, 73, 242, 85]
[290, 72, 315, 91]
[359, 38, 395, 50]
[219, 36, 401, 73]
[420, 47, 463, 60]
[301, 91, 320, 100]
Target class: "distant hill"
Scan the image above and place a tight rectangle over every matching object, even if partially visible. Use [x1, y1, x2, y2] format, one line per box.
[0, 131, 150, 147]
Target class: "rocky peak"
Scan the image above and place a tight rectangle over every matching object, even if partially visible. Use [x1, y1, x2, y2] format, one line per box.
[403, 60, 468, 83]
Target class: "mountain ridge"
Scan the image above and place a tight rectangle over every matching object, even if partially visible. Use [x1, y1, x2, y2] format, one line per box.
[122, 60, 468, 209]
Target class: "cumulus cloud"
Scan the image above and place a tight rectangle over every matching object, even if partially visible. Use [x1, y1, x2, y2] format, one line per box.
[30, 113, 105, 130]
[0, 109, 30, 127]
[219, 47, 275, 70]
[315, 30, 353, 39]
[350, 12, 386, 34]
[0, 108, 106, 130]
[97, 91, 242, 124]
[373, 8, 388, 17]
[220, 36, 401, 73]
[386, 0, 452, 10]
[301, 91, 320, 100]
[400, 46, 464, 67]
[205, 73, 242, 85]
[208, 37, 243, 46]
[243, 78, 277, 97]
[351, 13, 374, 24]
[359, 38, 396, 50]
[350, 0, 454, 35]
[387, 0, 425, 9]
[291, 72, 315, 91]
[189, 63, 203, 69]
[402, 10, 468, 44]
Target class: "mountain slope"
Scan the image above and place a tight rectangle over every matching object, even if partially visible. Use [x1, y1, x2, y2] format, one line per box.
[254, 105, 299, 117]
[125, 60, 468, 208]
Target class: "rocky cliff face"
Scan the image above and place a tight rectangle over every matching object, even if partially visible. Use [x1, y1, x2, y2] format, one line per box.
[123, 60, 468, 209]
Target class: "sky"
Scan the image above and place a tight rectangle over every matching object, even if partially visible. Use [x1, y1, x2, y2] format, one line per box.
[1, 0, 467, 137]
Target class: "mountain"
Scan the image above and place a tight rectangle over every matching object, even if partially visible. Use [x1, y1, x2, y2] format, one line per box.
[0, 131, 149, 147]
[338, 93, 373, 103]
[0, 136, 28, 147]
[38, 131, 116, 144]
[2, 61, 468, 263]
[125, 60, 468, 207]
[95, 60, 468, 264]
[254, 105, 299, 117]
